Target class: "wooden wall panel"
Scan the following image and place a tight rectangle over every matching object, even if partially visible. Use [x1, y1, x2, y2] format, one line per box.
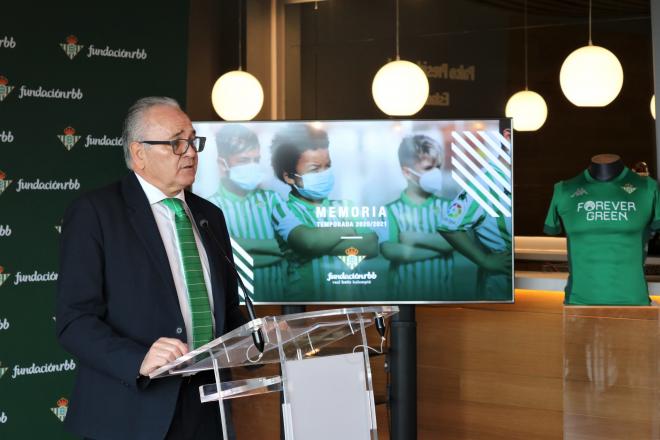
[416, 290, 565, 439]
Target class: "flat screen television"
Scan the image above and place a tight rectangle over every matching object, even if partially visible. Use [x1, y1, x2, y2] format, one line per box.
[192, 119, 513, 304]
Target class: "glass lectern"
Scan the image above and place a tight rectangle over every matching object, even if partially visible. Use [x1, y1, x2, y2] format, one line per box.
[149, 305, 399, 440]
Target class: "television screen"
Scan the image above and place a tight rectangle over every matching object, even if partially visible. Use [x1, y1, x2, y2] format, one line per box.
[192, 119, 513, 304]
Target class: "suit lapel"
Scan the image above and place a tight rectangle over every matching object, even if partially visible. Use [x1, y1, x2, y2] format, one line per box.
[121, 173, 178, 296]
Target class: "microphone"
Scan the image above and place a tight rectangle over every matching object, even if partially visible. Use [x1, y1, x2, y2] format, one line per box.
[199, 218, 265, 353]
[375, 313, 386, 340]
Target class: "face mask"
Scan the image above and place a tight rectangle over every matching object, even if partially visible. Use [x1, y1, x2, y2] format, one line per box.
[226, 162, 264, 191]
[408, 167, 443, 195]
[294, 168, 334, 200]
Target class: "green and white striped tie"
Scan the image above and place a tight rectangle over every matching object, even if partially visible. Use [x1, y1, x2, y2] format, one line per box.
[162, 198, 213, 349]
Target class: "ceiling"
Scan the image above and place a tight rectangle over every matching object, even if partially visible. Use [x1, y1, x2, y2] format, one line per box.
[473, 0, 650, 17]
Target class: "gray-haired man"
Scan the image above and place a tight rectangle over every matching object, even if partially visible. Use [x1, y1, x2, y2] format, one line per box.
[56, 97, 245, 439]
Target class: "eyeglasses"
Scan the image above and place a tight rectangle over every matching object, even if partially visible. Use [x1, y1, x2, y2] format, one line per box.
[140, 136, 206, 156]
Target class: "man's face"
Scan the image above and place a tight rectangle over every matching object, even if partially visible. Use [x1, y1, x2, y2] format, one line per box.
[283, 148, 331, 186]
[403, 149, 441, 183]
[218, 147, 261, 177]
[131, 105, 197, 196]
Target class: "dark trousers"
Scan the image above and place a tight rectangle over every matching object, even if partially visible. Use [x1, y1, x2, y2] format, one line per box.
[165, 371, 235, 440]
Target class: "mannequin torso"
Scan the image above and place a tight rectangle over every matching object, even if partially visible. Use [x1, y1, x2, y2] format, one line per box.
[588, 154, 624, 181]
[544, 155, 660, 305]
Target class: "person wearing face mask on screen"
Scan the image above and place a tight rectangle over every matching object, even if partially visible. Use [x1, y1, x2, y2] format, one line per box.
[207, 125, 286, 302]
[379, 135, 455, 300]
[269, 124, 380, 301]
[437, 128, 512, 300]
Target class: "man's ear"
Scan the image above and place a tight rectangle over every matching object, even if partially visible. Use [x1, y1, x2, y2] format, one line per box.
[217, 157, 229, 176]
[283, 171, 296, 186]
[130, 142, 146, 170]
[401, 166, 415, 181]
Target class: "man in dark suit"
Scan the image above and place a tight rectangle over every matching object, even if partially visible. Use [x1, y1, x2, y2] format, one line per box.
[56, 97, 245, 440]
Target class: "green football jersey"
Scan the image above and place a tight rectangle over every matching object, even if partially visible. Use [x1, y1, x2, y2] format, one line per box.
[544, 167, 660, 305]
[271, 194, 371, 301]
[207, 184, 285, 301]
[384, 192, 454, 299]
[438, 170, 513, 300]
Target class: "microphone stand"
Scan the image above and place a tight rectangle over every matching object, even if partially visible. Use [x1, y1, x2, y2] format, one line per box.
[199, 219, 265, 353]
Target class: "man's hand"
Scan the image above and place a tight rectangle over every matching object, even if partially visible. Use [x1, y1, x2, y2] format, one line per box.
[481, 252, 512, 274]
[139, 337, 189, 376]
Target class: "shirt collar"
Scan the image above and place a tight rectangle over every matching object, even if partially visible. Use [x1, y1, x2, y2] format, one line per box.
[288, 192, 331, 209]
[134, 172, 185, 206]
[216, 180, 249, 202]
[400, 190, 435, 207]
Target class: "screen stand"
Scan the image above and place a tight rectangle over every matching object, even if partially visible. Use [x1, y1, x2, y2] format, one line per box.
[390, 305, 417, 440]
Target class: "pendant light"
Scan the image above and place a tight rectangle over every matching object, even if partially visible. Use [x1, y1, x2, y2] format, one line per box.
[651, 95, 655, 119]
[211, 0, 264, 121]
[505, 0, 547, 131]
[372, 0, 429, 116]
[559, 0, 623, 107]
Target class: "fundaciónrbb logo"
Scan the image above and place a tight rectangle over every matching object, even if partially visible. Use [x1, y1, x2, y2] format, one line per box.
[0, 266, 10, 288]
[338, 247, 365, 271]
[51, 397, 68, 422]
[0, 76, 14, 102]
[58, 127, 81, 151]
[0, 362, 7, 380]
[60, 35, 84, 60]
[0, 170, 11, 196]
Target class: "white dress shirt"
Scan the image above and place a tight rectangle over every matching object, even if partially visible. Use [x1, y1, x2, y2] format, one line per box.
[135, 173, 215, 346]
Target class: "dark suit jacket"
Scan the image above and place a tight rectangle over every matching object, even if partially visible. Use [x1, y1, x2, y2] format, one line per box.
[56, 172, 246, 440]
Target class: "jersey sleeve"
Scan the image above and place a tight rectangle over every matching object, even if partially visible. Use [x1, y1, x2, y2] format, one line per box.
[437, 191, 485, 232]
[376, 204, 400, 244]
[543, 182, 563, 235]
[651, 179, 660, 231]
[270, 195, 303, 242]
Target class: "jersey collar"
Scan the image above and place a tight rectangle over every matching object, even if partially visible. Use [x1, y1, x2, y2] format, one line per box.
[288, 192, 331, 209]
[215, 180, 251, 202]
[401, 190, 436, 207]
[583, 166, 629, 184]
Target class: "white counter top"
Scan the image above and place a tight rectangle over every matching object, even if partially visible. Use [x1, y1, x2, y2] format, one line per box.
[514, 236, 660, 265]
[515, 270, 660, 295]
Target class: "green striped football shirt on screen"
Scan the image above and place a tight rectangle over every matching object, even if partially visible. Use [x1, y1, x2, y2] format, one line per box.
[271, 194, 365, 300]
[207, 184, 284, 300]
[439, 169, 512, 299]
[384, 192, 454, 299]
[440, 170, 512, 253]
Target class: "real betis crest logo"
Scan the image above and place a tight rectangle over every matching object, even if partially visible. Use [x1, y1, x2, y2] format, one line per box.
[60, 35, 83, 60]
[51, 397, 68, 422]
[0, 171, 12, 196]
[0, 362, 7, 380]
[0, 76, 14, 101]
[0, 266, 10, 288]
[58, 127, 81, 151]
[621, 183, 636, 194]
[338, 247, 365, 271]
